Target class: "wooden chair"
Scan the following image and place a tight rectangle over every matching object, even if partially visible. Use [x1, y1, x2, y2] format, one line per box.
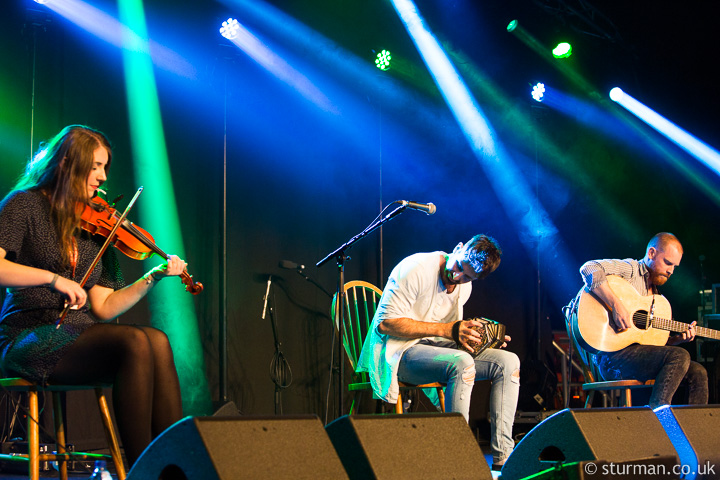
[0, 379, 126, 480]
[564, 309, 654, 407]
[331, 280, 445, 414]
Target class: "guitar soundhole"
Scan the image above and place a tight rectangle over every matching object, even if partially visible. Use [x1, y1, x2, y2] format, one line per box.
[633, 310, 649, 329]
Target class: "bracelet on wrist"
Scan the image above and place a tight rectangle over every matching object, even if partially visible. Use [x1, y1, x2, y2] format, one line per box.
[143, 270, 159, 285]
[48, 273, 59, 290]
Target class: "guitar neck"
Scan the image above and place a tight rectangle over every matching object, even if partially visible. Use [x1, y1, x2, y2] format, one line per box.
[651, 317, 720, 340]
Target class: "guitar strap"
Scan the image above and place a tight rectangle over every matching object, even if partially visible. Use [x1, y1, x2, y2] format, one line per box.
[562, 288, 583, 322]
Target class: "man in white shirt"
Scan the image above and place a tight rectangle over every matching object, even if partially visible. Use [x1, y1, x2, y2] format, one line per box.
[357, 234, 520, 470]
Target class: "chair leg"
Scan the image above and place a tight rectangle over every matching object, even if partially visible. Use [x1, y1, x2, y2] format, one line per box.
[52, 392, 68, 480]
[349, 391, 357, 415]
[584, 390, 594, 408]
[620, 389, 632, 407]
[28, 390, 39, 480]
[437, 388, 446, 413]
[395, 392, 404, 414]
[95, 388, 127, 480]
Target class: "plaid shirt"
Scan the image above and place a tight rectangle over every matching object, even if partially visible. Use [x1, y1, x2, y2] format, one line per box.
[579, 258, 656, 296]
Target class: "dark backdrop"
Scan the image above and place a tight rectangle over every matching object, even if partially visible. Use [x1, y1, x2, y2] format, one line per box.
[1, 0, 719, 433]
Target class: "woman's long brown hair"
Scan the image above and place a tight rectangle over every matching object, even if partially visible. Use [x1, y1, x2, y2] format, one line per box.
[14, 125, 112, 266]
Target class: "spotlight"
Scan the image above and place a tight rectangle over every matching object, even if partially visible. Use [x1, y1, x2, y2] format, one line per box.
[220, 18, 240, 40]
[552, 42, 572, 58]
[531, 82, 545, 102]
[609, 87, 624, 102]
[375, 49, 392, 71]
[507, 19, 518, 33]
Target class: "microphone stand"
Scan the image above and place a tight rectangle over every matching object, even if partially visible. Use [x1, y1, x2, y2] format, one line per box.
[316, 202, 409, 419]
[263, 275, 291, 415]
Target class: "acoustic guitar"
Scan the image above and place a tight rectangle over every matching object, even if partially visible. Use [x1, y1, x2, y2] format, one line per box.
[572, 275, 720, 354]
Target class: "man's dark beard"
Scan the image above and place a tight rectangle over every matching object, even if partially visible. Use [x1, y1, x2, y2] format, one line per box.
[443, 268, 458, 286]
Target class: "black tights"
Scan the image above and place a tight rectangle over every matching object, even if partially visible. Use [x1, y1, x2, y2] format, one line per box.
[49, 323, 183, 467]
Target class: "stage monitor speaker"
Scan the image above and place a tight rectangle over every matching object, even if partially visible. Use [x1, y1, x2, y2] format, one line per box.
[325, 413, 492, 480]
[126, 415, 349, 480]
[501, 408, 679, 479]
[522, 457, 678, 480]
[665, 405, 720, 479]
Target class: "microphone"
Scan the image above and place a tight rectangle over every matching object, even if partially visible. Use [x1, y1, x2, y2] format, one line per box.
[262, 275, 272, 320]
[399, 200, 436, 215]
[279, 260, 305, 271]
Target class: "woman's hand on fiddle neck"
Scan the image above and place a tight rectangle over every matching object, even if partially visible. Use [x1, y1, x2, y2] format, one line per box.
[86, 254, 187, 322]
[151, 255, 187, 279]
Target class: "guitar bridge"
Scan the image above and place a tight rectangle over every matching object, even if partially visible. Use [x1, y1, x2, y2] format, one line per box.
[646, 296, 656, 330]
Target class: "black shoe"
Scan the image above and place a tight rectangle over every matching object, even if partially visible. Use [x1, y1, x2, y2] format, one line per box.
[491, 463, 503, 472]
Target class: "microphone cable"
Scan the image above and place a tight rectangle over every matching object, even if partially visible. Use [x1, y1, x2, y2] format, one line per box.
[267, 283, 292, 414]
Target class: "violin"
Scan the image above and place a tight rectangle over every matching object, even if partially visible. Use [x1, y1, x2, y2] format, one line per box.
[78, 195, 203, 295]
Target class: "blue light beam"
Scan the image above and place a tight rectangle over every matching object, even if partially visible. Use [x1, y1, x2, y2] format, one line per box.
[223, 20, 339, 115]
[610, 87, 720, 176]
[217, 0, 448, 133]
[33, 0, 195, 78]
[389, 0, 578, 308]
[539, 83, 720, 207]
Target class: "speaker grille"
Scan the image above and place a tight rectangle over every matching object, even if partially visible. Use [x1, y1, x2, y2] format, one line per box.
[127, 415, 348, 480]
[326, 413, 491, 480]
[501, 408, 678, 479]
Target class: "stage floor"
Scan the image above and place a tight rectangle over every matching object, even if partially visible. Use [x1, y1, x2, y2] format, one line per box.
[0, 448, 501, 479]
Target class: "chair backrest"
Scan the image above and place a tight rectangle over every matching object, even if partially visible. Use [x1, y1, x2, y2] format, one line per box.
[331, 281, 383, 380]
[563, 300, 599, 383]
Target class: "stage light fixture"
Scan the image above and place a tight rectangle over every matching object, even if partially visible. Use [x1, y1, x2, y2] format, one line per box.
[531, 82, 545, 102]
[552, 42, 572, 58]
[220, 18, 240, 40]
[375, 49, 392, 71]
[609, 87, 624, 102]
[508, 19, 597, 97]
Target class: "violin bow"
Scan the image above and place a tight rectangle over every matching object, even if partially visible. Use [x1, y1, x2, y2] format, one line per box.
[56, 186, 144, 328]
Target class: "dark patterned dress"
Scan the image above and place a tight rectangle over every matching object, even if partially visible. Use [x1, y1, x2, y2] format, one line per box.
[0, 190, 124, 383]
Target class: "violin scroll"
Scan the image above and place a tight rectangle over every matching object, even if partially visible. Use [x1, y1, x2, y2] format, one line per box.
[181, 272, 203, 295]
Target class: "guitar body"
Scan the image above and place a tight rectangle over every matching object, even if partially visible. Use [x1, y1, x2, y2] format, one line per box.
[573, 275, 671, 354]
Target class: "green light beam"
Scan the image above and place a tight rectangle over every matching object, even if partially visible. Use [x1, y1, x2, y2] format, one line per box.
[118, 0, 211, 416]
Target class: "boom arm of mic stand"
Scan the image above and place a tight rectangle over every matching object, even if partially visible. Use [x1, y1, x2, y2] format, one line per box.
[315, 203, 407, 268]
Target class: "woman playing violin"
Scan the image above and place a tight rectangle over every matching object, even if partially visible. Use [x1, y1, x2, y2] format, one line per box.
[0, 125, 183, 467]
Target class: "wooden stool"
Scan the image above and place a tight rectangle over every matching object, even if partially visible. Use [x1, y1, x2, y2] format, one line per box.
[0, 378, 126, 480]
